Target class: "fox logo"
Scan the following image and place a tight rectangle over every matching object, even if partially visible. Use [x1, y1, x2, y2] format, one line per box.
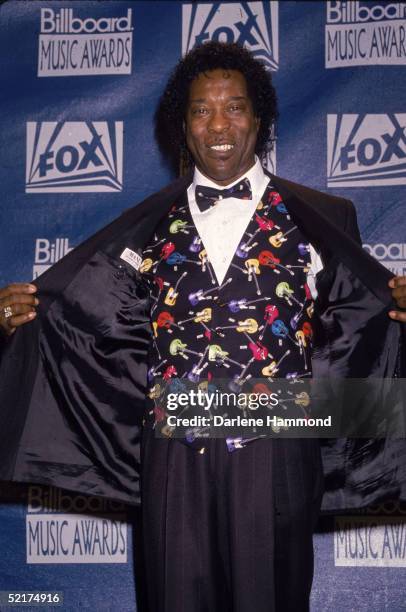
[182, 2, 278, 70]
[26, 121, 123, 193]
[327, 114, 406, 186]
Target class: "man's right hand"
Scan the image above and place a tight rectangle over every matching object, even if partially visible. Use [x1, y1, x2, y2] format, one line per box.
[0, 284, 38, 336]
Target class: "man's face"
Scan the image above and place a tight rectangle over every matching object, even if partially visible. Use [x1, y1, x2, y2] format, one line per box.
[185, 69, 260, 186]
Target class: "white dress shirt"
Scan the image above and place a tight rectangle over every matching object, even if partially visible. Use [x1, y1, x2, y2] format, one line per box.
[187, 158, 323, 296]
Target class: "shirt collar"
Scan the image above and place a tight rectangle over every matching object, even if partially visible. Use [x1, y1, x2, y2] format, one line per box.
[191, 156, 266, 199]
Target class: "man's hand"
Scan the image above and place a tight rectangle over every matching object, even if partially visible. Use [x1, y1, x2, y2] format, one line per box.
[0, 284, 38, 336]
[389, 276, 406, 322]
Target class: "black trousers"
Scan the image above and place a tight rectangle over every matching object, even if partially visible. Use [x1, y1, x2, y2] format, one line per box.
[141, 430, 323, 612]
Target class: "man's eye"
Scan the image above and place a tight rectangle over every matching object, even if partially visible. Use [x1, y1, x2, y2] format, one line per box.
[192, 108, 208, 115]
[229, 105, 242, 112]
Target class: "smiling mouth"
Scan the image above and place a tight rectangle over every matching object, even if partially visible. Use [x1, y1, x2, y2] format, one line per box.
[209, 144, 234, 152]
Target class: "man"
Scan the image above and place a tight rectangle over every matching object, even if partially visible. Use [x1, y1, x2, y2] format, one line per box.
[0, 42, 406, 612]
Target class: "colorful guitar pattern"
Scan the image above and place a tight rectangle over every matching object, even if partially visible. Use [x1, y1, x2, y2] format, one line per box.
[141, 184, 314, 431]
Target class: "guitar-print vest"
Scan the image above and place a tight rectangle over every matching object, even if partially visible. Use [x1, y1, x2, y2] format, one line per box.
[141, 182, 314, 441]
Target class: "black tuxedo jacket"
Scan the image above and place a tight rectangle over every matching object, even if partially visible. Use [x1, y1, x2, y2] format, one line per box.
[0, 173, 405, 511]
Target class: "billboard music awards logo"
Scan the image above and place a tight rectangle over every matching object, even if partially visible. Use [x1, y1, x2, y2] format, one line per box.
[37, 8, 133, 77]
[327, 113, 406, 187]
[33, 238, 73, 278]
[363, 243, 406, 276]
[26, 486, 128, 564]
[325, 1, 406, 68]
[26, 121, 123, 193]
[335, 501, 406, 567]
[182, 2, 279, 70]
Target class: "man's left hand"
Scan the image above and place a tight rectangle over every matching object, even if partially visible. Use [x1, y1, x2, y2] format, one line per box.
[389, 276, 406, 321]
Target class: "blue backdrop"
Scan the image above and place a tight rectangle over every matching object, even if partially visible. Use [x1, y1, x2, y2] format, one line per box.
[1, 1, 406, 610]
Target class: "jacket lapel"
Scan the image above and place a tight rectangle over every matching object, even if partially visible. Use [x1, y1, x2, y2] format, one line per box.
[36, 173, 193, 311]
[271, 174, 393, 307]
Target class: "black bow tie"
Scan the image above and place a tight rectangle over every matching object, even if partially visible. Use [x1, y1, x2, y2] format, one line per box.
[195, 178, 252, 212]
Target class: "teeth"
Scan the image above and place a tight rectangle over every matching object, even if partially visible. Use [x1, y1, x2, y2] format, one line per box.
[210, 144, 233, 151]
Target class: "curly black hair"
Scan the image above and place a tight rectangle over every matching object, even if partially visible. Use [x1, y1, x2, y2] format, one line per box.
[155, 41, 278, 173]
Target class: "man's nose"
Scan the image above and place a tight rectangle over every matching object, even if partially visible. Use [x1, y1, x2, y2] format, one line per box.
[207, 110, 230, 133]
